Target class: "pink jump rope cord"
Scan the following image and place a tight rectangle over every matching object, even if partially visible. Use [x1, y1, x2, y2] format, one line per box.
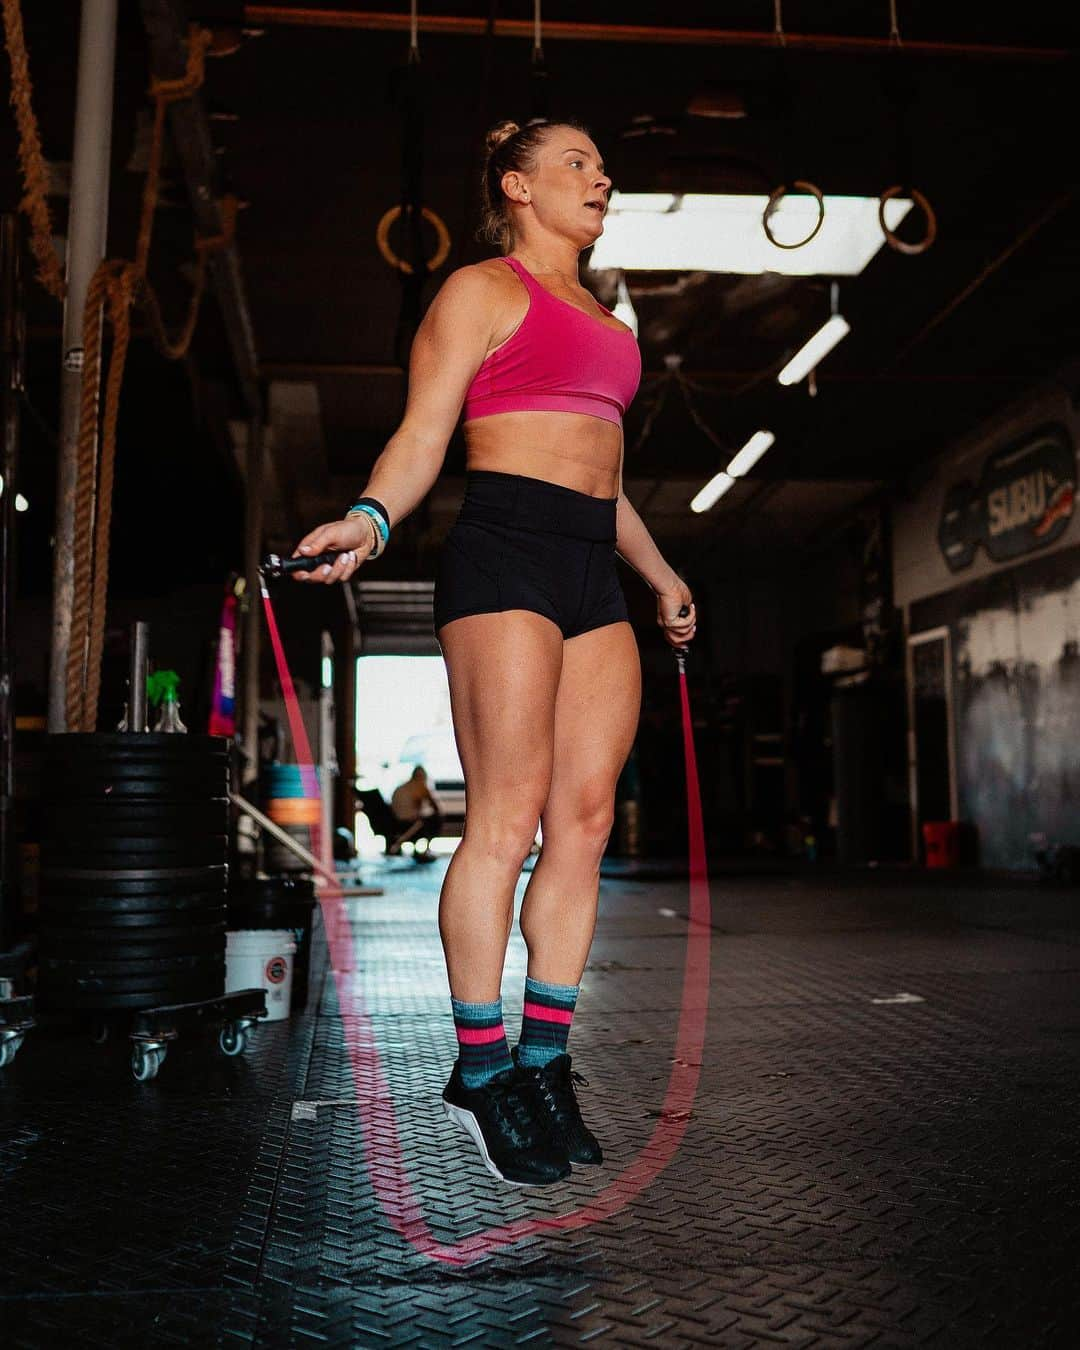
[261, 586, 710, 1264]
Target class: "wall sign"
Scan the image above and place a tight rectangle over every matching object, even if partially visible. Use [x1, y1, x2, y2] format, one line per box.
[938, 425, 1076, 572]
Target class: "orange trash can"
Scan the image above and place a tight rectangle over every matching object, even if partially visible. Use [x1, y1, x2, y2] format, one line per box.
[922, 820, 960, 868]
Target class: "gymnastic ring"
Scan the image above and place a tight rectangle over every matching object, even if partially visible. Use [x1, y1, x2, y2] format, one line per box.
[376, 205, 451, 276]
[762, 181, 826, 250]
[879, 185, 938, 256]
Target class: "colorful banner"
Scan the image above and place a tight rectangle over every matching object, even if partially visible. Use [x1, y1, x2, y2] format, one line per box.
[208, 588, 237, 736]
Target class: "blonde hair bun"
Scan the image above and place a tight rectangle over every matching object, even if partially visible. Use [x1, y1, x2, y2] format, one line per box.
[485, 120, 521, 152]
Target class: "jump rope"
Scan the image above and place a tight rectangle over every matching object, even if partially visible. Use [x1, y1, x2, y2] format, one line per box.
[259, 550, 711, 1265]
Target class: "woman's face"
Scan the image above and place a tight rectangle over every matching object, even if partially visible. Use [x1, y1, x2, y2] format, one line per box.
[508, 127, 612, 247]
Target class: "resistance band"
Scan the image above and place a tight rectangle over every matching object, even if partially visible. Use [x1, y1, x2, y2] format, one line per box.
[259, 575, 711, 1265]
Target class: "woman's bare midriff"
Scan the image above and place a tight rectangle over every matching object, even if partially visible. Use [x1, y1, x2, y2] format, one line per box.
[463, 410, 623, 499]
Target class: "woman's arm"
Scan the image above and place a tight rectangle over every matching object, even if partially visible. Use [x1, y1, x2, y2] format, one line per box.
[616, 487, 698, 650]
[353, 267, 503, 525]
[615, 491, 681, 596]
[292, 266, 501, 578]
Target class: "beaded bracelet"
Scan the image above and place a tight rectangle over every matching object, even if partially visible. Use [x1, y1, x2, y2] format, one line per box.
[351, 510, 382, 560]
[346, 503, 388, 558]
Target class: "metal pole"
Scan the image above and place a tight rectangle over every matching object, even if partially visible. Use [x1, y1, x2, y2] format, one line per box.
[0, 216, 24, 951]
[128, 621, 150, 733]
[47, 0, 119, 733]
[241, 414, 264, 786]
[243, 7, 1069, 61]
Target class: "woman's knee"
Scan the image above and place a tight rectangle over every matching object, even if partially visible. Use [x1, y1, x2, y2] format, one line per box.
[463, 807, 542, 865]
[544, 789, 616, 855]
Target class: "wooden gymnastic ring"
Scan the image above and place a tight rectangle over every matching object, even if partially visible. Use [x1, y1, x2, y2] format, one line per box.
[376, 205, 451, 276]
[762, 180, 826, 250]
[879, 185, 937, 255]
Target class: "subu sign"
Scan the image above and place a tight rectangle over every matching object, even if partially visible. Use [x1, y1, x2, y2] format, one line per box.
[937, 425, 1076, 572]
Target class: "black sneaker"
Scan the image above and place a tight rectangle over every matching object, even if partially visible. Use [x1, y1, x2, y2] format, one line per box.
[512, 1049, 603, 1167]
[442, 1062, 572, 1186]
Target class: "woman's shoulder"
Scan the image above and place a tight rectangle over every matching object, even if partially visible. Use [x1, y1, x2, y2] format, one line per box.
[435, 259, 516, 306]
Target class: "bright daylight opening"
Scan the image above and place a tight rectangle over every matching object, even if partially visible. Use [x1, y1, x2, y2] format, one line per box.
[354, 655, 464, 857]
[589, 192, 913, 276]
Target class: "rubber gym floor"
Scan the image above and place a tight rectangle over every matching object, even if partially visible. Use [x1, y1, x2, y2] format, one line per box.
[4, 858, 1079, 1348]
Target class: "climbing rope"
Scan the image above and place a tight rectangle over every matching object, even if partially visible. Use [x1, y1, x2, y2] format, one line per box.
[80, 264, 135, 728]
[60, 23, 238, 729]
[1, 0, 65, 299]
[65, 260, 123, 733]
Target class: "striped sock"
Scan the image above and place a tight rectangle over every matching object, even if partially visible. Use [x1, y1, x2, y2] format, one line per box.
[517, 976, 579, 1069]
[451, 996, 513, 1089]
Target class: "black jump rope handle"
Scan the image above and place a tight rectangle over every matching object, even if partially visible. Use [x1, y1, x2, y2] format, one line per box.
[674, 604, 691, 667]
[260, 549, 343, 578]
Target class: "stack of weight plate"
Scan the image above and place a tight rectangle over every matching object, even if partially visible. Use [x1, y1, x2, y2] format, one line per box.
[262, 762, 320, 874]
[38, 734, 229, 1010]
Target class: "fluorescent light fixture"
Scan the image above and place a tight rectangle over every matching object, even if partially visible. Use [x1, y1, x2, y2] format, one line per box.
[726, 430, 776, 477]
[611, 274, 638, 336]
[691, 429, 776, 513]
[691, 472, 736, 513]
[321, 655, 333, 689]
[590, 192, 912, 276]
[777, 315, 851, 386]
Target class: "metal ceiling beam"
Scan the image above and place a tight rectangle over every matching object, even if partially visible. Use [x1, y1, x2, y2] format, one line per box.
[243, 7, 1068, 61]
[138, 0, 261, 416]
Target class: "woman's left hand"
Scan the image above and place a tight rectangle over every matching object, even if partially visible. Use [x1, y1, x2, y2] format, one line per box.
[656, 583, 697, 650]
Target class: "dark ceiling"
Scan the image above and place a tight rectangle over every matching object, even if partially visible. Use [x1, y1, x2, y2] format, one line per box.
[5, 1, 1080, 584]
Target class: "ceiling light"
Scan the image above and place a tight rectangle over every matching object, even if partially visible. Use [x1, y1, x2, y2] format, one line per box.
[611, 274, 638, 336]
[726, 430, 776, 477]
[691, 472, 736, 513]
[687, 87, 747, 120]
[590, 192, 912, 276]
[15, 493, 28, 512]
[777, 315, 851, 386]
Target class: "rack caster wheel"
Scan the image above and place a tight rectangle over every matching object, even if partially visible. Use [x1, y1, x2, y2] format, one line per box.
[219, 1020, 253, 1057]
[0, 1031, 25, 1069]
[91, 1019, 110, 1045]
[131, 1042, 167, 1082]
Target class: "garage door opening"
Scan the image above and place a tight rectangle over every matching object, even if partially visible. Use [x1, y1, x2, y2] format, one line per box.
[354, 655, 464, 857]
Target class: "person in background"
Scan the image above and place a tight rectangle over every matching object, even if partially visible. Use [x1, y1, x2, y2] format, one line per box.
[389, 765, 444, 860]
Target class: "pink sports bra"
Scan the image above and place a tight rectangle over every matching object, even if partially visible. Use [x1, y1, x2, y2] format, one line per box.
[463, 257, 641, 428]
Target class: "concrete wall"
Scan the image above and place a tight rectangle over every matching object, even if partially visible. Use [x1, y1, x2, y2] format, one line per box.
[896, 372, 1080, 868]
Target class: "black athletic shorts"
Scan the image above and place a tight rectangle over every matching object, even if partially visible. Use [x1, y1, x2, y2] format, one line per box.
[433, 470, 630, 640]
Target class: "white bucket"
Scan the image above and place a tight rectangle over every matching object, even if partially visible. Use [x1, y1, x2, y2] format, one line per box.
[226, 928, 297, 1021]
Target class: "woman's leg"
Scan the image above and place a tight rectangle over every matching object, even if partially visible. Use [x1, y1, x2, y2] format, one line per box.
[437, 610, 565, 1001]
[519, 620, 642, 984]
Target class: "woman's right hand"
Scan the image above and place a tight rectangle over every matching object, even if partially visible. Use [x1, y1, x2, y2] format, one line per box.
[289, 514, 379, 584]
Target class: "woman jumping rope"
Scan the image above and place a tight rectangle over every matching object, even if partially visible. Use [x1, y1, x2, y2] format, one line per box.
[293, 120, 698, 1186]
